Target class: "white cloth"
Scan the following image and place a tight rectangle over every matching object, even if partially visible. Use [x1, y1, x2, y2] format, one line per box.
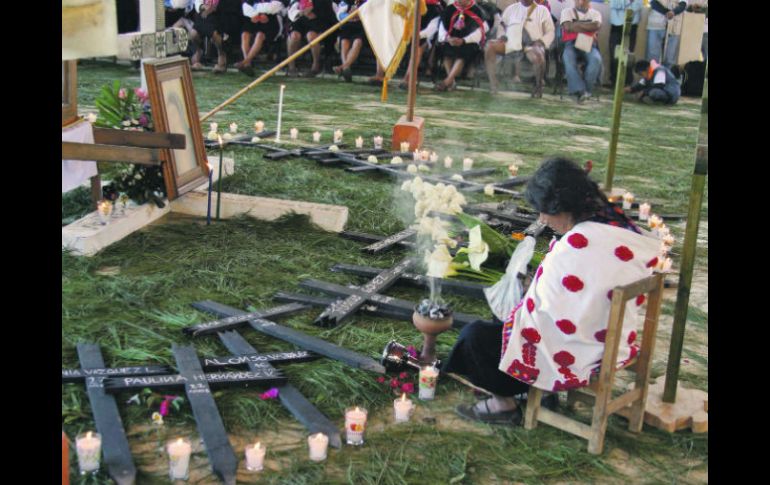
[62, 120, 98, 193]
[500, 2, 555, 53]
[498, 221, 659, 392]
[358, 0, 409, 71]
[437, 19, 490, 45]
[559, 5, 602, 27]
[243, 1, 284, 17]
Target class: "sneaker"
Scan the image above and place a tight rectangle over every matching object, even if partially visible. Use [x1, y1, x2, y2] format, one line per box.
[578, 92, 590, 104]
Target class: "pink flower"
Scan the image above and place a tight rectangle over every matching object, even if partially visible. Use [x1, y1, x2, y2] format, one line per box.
[118, 88, 127, 99]
[398, 372, 409, 380]
[159, 399, 169, 416]
[376, 376, 386, 384]
[259, 388, 280, 400]
[389, 378, 400, 388]
[406, 346, 418, 359]
[400, 382, 415, 394]
[134, 88, 148, 101]
[138, 114, 149, 126]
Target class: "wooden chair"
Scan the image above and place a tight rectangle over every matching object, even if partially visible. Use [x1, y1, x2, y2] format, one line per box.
[523, 273, 664, 455]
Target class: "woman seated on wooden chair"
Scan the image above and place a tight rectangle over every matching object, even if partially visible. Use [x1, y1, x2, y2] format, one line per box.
[434, 0, 489, 92]
[443, 157, 660, 425]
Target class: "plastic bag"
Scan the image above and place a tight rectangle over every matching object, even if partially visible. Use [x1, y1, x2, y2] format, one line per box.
[483, 236, 536, 321]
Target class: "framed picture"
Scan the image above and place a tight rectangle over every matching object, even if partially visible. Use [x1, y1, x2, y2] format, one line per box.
[143, 57, 209, 200]
[62, 60, 79, 126]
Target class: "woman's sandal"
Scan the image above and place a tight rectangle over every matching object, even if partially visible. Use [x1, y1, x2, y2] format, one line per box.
[455, 399, 522, 426]
[342, 68, 353, 83]
[191, 63, 206, 72]
[433, 81, 448, 92]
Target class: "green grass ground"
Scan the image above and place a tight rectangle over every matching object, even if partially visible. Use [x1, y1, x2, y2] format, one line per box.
[63, 61, 707, 484]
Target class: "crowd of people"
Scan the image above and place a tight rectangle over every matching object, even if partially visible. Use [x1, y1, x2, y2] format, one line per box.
[135, 0, 707, 104]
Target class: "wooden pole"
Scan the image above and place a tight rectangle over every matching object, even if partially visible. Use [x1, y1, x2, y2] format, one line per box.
[604, 9, 633, 192]
[406, 0, 422, 122]
[199, 10, 361, 123]
[663, 62, 707, 403]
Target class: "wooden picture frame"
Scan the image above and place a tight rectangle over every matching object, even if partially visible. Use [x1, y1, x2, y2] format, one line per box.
[62, 60, 79, 126]
[143, 56, 209, 200]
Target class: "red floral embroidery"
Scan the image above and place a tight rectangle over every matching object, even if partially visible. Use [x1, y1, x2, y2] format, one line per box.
[552, 378, 588, 392]
[522, 342, 538, 366]
[548, 239, 557, 252]
[646, 257, 659, 268]
[553, 351, 575, 367]
[567, 233, 589, 249]
[536, 266, 543, 280]
[614, 245, 634, 261]
[636, 294, 646, 306]
[520, 327, 541, 343]
[562, 275, 584, 292]
[629, 345, 639, 359]
[594, 329, 607, 343]
[627, 331, 637, 344]
[526, 297, 535, 312]
[555, 319, 576, 334]
[506, 359, 540, 383]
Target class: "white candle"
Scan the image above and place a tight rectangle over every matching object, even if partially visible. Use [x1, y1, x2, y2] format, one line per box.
[662, 234, 675, 246]
[413, 149, 421, 161]
[308, 433, 329, 461]
[400, 141, 410, 153]
[418, 366, 439, 400]
[355, 136, 364, 148]
[658, 257, 673, 272]
[229, 122, 238, 134]
[393, 393, 414, 423]
[345, 406, 368, 445]
[462, 158, 474, 171]
[76, 431, 102, 474]
[97, 200, 113, 225]
[508, 164, 519, 177]
[648, 214, 663, 229]
[167, 438, 192, 480]
[622, 192, 635, 209]
[373, 135, 383, 149]
[484, 184, 495, 196]
[290, 127, 298, 140]
[639, 203, 651, 221]
[429, 152, 438, 163]
[334, 129, 343, 144]
[444, 156, 453, 169]
[254, 120, 265, 133]
[420, 150, 430, 161]
[210, 122, 218, 132]
[275, 85, 285, 142]
[245, 442, 266, 472]
[313, 131, 321, 143]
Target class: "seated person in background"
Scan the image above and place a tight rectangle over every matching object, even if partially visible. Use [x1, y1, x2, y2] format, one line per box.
[286, 0, 337, 77]
[398, 0, 445, 89]
[190, 0, 243, 73]
[236, 0, 285, 76]
[332, 0, 368, 82]
[560, 0, 602, 103]
[484, 0, 554, 97]
[625, 59, 681, 105]
[444, 157, 659, 424]
[165, 0, 194, 28]
[435, 0, 489, 92]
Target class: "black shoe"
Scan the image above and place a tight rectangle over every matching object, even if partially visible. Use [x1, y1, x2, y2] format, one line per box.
[342, 68, 353, 83]
[455, 400, 523, 426]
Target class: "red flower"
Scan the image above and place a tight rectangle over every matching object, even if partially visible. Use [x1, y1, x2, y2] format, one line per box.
[594, 329, 607, 343]
[555, 319, 576, 334]
[614, 245, 634, 261]
[636, 294, 646, 306]
[376, 376, 386, 384]
[567, 233, 588, 249]
[562, 275, 584, 292]
[390, 378, 400, 388]
[400, 382, 415, 394]
[398, 372, 409, 380]
[607, 290, 614, 300]
[646, 257, 659, 268]
[526, 297, 535, 313]
[553, 351, 575, 367]
[536, 266, 543, 280]
[521, 327, 541, 343]
[627, 331, 637, 344]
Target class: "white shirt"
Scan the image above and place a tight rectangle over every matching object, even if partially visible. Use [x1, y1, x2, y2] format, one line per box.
[501, 2, 555, 49]
[242, 1, 285, 17]
[559, 5, 602, 28]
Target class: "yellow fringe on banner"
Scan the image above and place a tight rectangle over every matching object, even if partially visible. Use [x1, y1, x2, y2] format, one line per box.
[380, 0, 427, 102]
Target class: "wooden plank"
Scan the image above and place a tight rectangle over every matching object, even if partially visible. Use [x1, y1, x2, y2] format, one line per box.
[62, 364, 171, 383]
[340, 231, 416, 249]
[92, 128, 186, 149]
[76, 344, 137, 485]
[606, 387, 643, 415]
[201, 349, 318, 369]
[191, 300, 386, 373]
[273, 291, 412, 322]
[184, 302, 310, 336]
[537, 407, 594, 440]
[215, 330, 342, 448]
[313, 257, 417, 327]
[103, 368, 286, 392]
[172, 344, 238, 485]
[362, 229, 417, 254]
[61, 142, 162, 166]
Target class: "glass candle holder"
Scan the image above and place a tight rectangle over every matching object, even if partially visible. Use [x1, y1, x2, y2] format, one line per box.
[400, 141, 410, 153]
[355, 136, 364, 148]
[419, 366, 439, 400]
[443, 156, 453, 169]
[167, 437, 192, 481]
[290, 128, 299, 140]
[373, 136, 383, 149]
[97, 200, 113, 225]
[462, 158, 474, 171]
[254, 121, 265, 133]
[622, 192, 635, 210]
[76, 431, 101, 475]
[393, 394, 414, 423]
[334, 129, 343, 144]
[344, 406, 368, 445]
[245, 442, 266, 472]
[313, 131, 321, 143]
[308, 433, 329, 461]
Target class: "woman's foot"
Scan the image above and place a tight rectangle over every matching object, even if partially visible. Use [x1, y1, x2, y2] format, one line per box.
[212, 63, 227, 74]
[367, 76, 384, 86]
[455, 398, 522, 425]
[287, 67, 300, 77]
[191, 62, 206, 71]
[342, 68, 353, 82]
[333, 65, 343, 75]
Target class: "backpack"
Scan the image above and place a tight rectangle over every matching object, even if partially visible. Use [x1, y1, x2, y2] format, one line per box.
[680, 61, 706, 97]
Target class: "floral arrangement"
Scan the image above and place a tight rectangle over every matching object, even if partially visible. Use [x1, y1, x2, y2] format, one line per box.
[93, 81, 166, 207]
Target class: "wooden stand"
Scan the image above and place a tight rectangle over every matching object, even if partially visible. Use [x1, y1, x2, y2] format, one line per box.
[618, 379, 708, 433]
[391, 115, 425, 151]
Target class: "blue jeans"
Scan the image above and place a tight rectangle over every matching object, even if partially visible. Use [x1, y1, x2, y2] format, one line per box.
[664, 34, 680, 67]
[562, 42, 602, 95]
[646, 29, 665, 62]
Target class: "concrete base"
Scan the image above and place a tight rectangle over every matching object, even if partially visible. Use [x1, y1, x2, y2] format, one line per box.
[617, 379, 708, 433]
[391, 116, 425, 151]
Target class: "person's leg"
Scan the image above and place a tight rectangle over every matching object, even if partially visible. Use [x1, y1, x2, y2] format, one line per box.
[343, 38, 363, 69]
[335, 38, 351, 73]
[629, 24, 638, 53]
[642, 87, 670, 104]
[583, 46, 603, 95]
[243, 32, 265, 66]
[525, 43, 546, 97]
[664, 34, 680, 67]
[287, 31, 302, 75]
[484, 40, 506, 94]
[307, 31, 322, 74]
[190, 29, 204, 67]
[211, 31, 227, 72]
[562, 42, 585, 96]
[444, 58, 465, 88]
[609, 25, 622, 86]
[239, 31, 253, 66]
[646, 29, 663, 62]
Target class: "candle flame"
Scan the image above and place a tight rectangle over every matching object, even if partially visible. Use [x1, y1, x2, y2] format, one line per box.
[86, 431, 92, 439]
[401, 393, 406, 402]
[254, 442, 261, 450]
[354, 406, 360, 413]
[177, 438, 183, 445]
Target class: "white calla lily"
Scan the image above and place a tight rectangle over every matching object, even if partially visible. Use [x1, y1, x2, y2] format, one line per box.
[426, 244, 453, 278]
[467, 225, 489, 271]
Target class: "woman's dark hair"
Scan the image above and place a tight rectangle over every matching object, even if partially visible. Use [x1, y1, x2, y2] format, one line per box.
[633, 60, 650, 74]
[525, 157, 608, 222]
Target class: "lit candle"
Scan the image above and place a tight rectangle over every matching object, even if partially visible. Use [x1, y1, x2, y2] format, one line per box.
[393, 393, 414, 423]
[245, 442, 266, 472]
[275, 85, 285, 142]
[407, 164, 418, 174]
[345, 406, 368, 445]
[429, 152, 438, 163]
[355, 136, 364, 148]
[420, 150, 430, 161]
[373, 135, 383, 149]
[638, 203, 651, 221]
[167, 438, 192, 480]
[413, 149, 421, 161]
[76, 431, 102, 475]
[622, 192, 635, 210]
[308, 433, 329, 461]
[313, 131, 321, 143]
[462, 158, 474, 171]
[229, 122, 238, 134]
[657, 257, 673, 272]
[97, 200, 113, 225]
[484, 184, 495, 196]
[254, 120, 265, 133]
[662, 234, 675, 246]
[290, 127, 299, 140]
[648, 214, 663, 230]
[444, 156, 453, 169]
[334, 129, 343, 144]
[210, 122, 218, 132]
[206, 163, 213, 225]
[419, 366, 439, 400]
[508, 164, 519, 177]
[400, 141, 410, 153]
[216, 135, 224, 221]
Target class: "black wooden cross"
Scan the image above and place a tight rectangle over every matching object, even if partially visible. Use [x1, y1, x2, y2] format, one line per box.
[361, 228, 417, 254]
[202, 131, 276, 149]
